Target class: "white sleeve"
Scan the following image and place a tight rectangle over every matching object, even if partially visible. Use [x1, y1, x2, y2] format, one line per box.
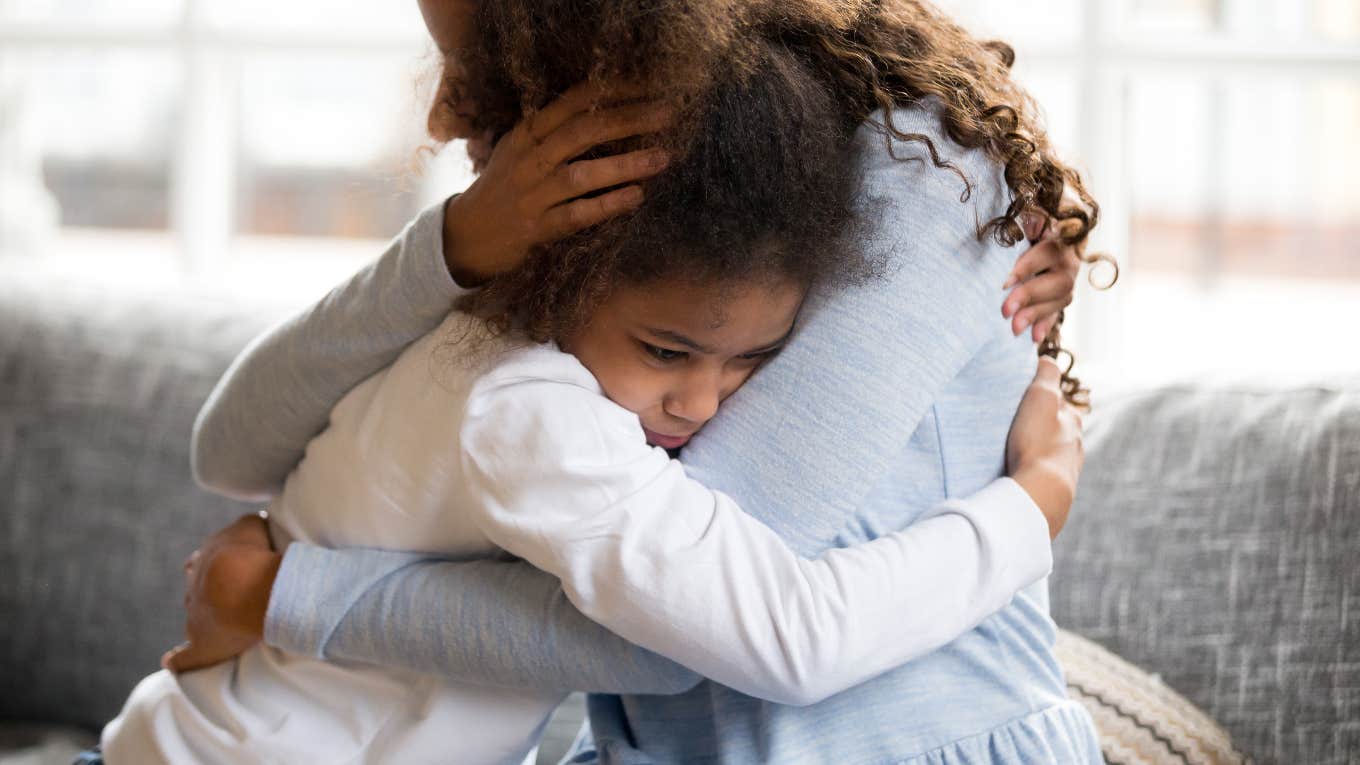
[459, 373, 1052, 707]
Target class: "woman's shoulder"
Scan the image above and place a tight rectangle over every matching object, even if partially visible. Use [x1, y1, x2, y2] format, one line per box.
[854, 98, 1008, 211]
[861, 98, 945, 138]
[855, 98, 965, 160]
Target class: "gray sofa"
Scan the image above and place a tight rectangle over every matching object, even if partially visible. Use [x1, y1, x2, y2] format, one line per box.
[2, 266, 1356, 764]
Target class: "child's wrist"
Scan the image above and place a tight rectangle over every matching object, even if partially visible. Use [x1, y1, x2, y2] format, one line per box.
[1011, 463, 1074, 539]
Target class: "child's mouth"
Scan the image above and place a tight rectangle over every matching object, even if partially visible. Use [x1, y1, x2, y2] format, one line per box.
[643, 427, 692, 450]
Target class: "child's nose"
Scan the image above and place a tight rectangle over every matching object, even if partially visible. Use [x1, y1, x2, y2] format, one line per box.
[665, 379, 721, 425]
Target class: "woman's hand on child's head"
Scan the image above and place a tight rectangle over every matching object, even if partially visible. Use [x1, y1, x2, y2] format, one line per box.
[442, 80, 675, 287]
[161, 513, 281, 674]
[1005, 357, 1085, 540]
[1001, 211, 1081, 342]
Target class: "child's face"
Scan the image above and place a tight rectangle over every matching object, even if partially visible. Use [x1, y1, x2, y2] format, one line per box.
[562, 279, 805, 450]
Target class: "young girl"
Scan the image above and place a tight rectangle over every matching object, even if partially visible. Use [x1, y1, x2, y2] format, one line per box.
[99, 33, 1081, 765]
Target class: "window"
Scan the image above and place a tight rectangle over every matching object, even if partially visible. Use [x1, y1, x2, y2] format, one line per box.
[0, 0, 473, 276]
[3, 0, 1356, 383]
[942, 0, 1360, 386]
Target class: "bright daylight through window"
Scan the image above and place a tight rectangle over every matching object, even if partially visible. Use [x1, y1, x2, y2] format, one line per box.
[0, 0, 1357, 387]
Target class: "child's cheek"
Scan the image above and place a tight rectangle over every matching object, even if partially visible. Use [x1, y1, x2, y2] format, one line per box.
[615, 366, 668, 419]
[592, 358, 661, 419]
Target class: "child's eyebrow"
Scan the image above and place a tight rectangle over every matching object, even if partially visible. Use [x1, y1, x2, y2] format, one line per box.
[645, 328, 714, 354]
[645, 326, 795, 357]
[742, 330, 793, 356]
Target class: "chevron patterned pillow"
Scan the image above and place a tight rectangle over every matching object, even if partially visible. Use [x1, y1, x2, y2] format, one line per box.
[1057, 630, 1248, 765]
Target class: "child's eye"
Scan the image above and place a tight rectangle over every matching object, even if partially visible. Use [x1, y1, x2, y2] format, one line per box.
[643, 343, 687, 362]
[738, 347, 782, 363]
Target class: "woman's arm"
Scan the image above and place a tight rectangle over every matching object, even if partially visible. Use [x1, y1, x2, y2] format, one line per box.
[267, 548, 707, 694]
[191, 201, 464, 500]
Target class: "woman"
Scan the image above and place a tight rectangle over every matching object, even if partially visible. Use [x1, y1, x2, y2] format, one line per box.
[168, 1, 1102, 762]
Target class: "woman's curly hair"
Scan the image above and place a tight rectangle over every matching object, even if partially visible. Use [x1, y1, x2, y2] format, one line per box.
[428, 0, 1117, 403]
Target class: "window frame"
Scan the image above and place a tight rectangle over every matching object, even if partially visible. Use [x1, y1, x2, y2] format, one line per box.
[0, 4, 428, 266]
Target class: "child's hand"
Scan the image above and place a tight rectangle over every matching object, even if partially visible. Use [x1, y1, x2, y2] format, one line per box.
[161, 513, 281, 674]
[1005, 357, 1085, 539]
[1001, 211, 1081, 342]
[442, 80, 674, 287]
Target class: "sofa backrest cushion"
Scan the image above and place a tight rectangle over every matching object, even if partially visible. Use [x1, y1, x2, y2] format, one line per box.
[1, 271, 288, 731]
[1052, 384, 1360, 765]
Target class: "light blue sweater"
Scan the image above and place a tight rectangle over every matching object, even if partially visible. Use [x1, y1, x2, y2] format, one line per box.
[193, 104, 1102, 763]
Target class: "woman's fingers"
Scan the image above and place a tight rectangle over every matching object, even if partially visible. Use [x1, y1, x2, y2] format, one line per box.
[538, 148, 670, 209]
[536, 100, 674, 171]
[215, 513, 271, 547]
[161, 639, 237, 674]
[524, 80, 611, 141]
[442, 80, 668, 281]
[161, 642, 191, 671]
[540, 185, 646, 240]
[525, 79, 653, 142]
